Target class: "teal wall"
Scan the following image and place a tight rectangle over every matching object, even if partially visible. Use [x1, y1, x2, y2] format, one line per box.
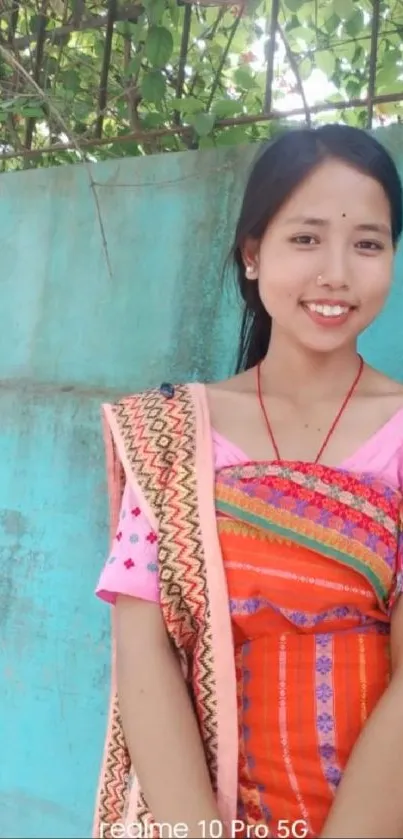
[0, 128, 403, 838]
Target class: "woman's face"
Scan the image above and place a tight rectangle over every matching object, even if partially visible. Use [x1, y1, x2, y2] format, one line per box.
[244, 158, 395, 353]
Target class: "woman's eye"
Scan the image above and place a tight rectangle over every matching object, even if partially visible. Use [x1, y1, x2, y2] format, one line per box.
[291, 235, 318, 245]
[356, 240, 384, 251]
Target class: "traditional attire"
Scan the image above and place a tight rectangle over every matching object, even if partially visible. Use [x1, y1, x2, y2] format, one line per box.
[93, 383, 403, 839]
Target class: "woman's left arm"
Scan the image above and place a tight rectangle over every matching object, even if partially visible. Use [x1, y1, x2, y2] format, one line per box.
[320, 595, 403, 838]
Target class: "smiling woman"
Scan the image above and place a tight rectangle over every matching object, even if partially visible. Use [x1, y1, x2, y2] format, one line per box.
[94, 125, 403, 839]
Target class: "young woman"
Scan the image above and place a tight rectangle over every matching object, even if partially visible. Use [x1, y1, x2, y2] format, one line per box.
[93, 124, 403, 839]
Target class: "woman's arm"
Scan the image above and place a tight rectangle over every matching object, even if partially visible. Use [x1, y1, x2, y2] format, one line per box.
[319, 595, 403, 838]
[115, 594, 226, 839]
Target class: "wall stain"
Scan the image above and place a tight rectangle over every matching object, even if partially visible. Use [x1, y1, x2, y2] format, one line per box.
[0, 509, 29, 537]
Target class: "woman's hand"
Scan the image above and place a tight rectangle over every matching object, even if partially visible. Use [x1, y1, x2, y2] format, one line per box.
[115, 595, 226, 839]
[319, 594, 403, 838]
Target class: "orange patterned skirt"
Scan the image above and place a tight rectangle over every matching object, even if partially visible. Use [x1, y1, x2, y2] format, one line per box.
[215, 461, 402, 838]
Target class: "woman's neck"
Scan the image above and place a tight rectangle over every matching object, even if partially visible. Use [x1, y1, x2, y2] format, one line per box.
[259, 334, 361, 405]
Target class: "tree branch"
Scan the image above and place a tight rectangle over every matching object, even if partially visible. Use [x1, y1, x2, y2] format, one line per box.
[277, 19, 311, 127]
[205, 13, 242, 112]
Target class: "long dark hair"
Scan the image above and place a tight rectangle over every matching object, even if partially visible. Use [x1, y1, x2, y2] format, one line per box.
[231, 124, 403, 373]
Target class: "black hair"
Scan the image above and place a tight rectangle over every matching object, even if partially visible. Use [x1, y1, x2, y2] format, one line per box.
[231, 124, 403, 373]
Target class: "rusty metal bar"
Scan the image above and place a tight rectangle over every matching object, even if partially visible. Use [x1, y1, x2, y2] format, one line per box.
[367, 0, 381, 128]
[9, 5, 143, 49]
[264, 0, 280, 115]
[94, 0, 117, 139]
[24, 0, 48, 151]
[174, 3, 192, 126]
[2, 90, 403, 161]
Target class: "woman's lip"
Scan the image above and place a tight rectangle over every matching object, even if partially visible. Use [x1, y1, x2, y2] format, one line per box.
[301, 303, 354, 327]
[301, 300, 355, 308]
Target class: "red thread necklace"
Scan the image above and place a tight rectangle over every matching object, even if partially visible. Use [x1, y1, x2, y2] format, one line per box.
[256, 355, 364, 464]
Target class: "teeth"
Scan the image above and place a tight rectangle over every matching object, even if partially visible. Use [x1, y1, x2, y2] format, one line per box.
[306, 303, 349, 317]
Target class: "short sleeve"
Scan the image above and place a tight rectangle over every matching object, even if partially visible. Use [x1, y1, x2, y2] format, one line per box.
[95, 481, 160, 605]
[388, 503, 403, 613]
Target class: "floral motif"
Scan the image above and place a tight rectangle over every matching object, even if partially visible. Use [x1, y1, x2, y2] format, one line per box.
[316, 683, 333, 702]
[147, 562, 158, 573]
[316, 656, 332, 675]
[318, 743, 335, 760]
[325, 765, 342, 786]
[317, 713, 333, 734]
[316, 633, 332, 647]
[124, 558, 135, 570]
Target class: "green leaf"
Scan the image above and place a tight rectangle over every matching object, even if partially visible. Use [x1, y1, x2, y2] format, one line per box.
[145, 26, 174, 68]
[333, 0, 355, 19]
[344, 8, 364, 36]
[62, 69, 81, 92]
[188, 112, 216, 137]
[124, 22, 146, 45]
[285, 14, 303, 31]
[215, 126, 248, 145]
[345, 78, 364, 96]
[141, 69, 166, 103]
[376, 78, 403, 94]
[233, 66, 256, 91]
[29, 14, 40, 33]
[167, 0, 180, 28]
[18, 107, 45, 118]
[289, 26, 315, 46]
[283, 0, 303, 12]
[74, 101, 93, 120]
[144, 0, 166, 26]
[212, 98, 243, 117]
[323, 12, 340, 34]
[170, 97, 205, 114]
[299, 56, 313, 80]
[198, 137, 216, 149]
[338, 38, 359, 64]
[315, 50, 336, 78]
[43, 56, 59, 77]
[351, 43, 364, 66]
[124, 55, 143, 78]
[142, 111, 165, 127]
[376, 47, 402, 89]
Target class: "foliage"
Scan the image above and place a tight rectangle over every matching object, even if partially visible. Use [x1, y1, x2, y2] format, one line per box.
[0, 0, 403, 169]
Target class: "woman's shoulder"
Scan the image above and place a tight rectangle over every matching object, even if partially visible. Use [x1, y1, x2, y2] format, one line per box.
[367, 365, 403, 396]
[363, 366, 403, 421]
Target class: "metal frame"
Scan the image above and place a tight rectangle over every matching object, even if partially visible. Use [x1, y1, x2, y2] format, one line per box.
[0, 0, 401, 163]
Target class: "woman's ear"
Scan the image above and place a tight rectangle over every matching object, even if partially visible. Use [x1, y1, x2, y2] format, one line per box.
[241, 237, 259, 280]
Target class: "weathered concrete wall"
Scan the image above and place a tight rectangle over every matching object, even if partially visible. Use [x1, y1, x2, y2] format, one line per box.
[0, 129, 403, 838]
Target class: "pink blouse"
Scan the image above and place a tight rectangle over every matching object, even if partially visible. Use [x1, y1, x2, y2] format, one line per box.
[96, 413, 403, 606]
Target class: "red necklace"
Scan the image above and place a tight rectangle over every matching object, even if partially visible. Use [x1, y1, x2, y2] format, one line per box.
[256, 355, 364, 464]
